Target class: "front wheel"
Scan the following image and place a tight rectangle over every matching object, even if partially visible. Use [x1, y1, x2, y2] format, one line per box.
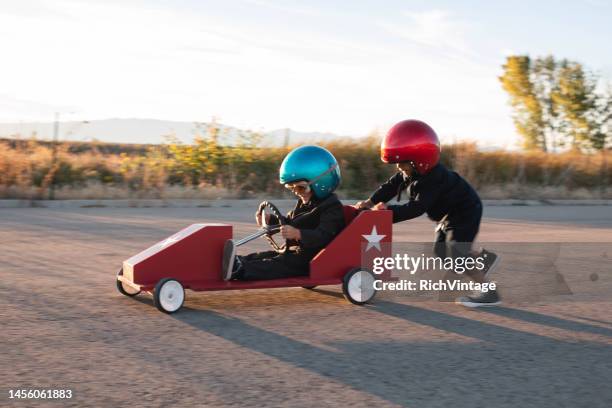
[116, 268, 141, 297]
[154, 278, 185, 314]
[342, 268, 376, 305]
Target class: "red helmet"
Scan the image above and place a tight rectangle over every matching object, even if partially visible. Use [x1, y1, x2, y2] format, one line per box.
[381, 119, 440, 174]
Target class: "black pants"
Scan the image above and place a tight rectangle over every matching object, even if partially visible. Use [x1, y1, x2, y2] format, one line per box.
[433, 205, 483, 300]
[433, 203, 483, 261]
[234, 250, 310, 281]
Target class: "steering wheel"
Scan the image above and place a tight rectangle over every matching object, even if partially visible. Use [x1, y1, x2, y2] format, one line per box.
[257, 201, 287, 251]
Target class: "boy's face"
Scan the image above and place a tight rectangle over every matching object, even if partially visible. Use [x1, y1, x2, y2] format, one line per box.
[396, 162, 413, 178]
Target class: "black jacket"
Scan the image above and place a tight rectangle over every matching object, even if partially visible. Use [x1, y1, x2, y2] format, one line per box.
[271, 193, 345, 260]
[369, 164, 481, 224]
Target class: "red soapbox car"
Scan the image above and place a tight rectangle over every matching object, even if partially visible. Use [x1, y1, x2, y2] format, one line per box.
[116, 201, 392, 313]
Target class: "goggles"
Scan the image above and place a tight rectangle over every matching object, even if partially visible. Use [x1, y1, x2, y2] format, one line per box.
[284, 182, 311, 193]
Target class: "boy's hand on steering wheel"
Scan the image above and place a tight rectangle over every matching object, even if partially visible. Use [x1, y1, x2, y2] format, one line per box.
[280, 225, 301, 240]
[372, 202, 387, 210]
[255, 212, 271, 227]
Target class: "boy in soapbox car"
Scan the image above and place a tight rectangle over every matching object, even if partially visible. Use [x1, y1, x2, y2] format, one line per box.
[222, 145, 345, 281]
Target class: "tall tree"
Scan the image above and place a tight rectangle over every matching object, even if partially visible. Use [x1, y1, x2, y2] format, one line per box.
[532, 56, 563, 152]
[501, 54, 611, 152]
[499, 56, 546, 151]
[583, 83, 612, 151]
[552, 61, 598, 150]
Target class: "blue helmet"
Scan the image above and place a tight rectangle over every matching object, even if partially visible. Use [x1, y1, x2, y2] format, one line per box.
[279, 145, 341, 199]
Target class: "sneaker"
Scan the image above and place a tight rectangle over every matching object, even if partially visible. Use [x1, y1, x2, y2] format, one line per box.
[222, 240, 236, 281]
[456, 289, 502, 308]
[479, 249, 500, 279]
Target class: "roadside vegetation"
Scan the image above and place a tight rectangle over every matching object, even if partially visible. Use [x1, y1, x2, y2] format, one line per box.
[1, 130, 610, 200]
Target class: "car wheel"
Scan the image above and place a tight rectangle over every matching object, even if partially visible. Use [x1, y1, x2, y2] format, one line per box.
[342, 268, 376, 305]
[154, 278, 185, 313]
[116, 268, 141, 297]
[302, 286, 317, 290]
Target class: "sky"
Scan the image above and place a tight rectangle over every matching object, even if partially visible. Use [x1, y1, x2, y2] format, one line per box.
[1, 0, 611, 148]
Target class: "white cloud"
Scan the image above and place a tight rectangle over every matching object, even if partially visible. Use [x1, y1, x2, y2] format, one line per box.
[378, 9, 474, 58]
[0, 1, 517, 147]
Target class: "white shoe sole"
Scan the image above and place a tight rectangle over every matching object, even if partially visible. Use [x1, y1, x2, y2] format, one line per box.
[456, 298, 502, 308]
[222, 240, 236, 281]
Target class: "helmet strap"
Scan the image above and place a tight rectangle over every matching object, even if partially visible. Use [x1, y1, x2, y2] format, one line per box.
[307, 163, 339, 187]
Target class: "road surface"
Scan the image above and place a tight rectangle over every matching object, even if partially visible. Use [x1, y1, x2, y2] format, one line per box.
[1, 204, 611, 407]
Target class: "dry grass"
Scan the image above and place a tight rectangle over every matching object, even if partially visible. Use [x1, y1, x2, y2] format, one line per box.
[0, 137, 610, 200]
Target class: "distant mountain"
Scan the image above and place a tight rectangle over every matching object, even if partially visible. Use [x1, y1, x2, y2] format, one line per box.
[0, 118, 344, 147]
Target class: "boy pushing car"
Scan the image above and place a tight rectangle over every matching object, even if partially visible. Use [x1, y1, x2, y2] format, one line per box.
[354, 119, 501, 307]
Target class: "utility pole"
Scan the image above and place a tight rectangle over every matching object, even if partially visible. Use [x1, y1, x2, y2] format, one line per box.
[283, 128, 290, 148]
[49, 112, 59, 200]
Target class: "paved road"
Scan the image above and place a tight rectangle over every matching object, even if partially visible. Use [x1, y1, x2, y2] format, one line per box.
[1, 205, 611, 407]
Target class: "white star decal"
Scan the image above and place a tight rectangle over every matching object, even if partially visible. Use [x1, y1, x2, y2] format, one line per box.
[362, 225, 386, 252]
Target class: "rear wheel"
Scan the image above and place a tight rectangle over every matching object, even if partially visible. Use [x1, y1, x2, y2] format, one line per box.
[116, 268, 141, 297]
[342, 268, 376, 305]
[154, 278, 185, 313]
